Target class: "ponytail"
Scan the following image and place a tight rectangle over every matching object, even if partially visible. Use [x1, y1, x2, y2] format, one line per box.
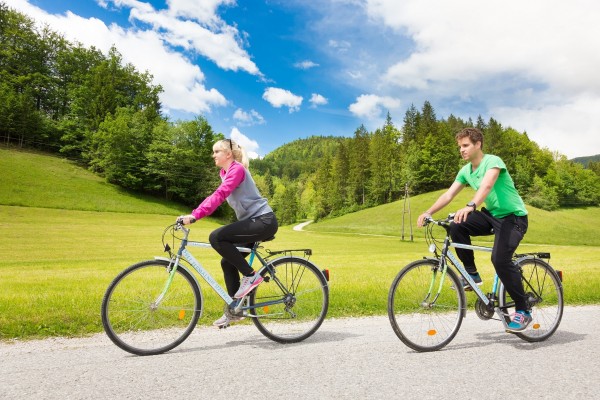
[217, 139, 249, 168]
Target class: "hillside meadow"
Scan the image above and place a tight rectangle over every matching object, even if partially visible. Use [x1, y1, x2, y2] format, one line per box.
[1, 147, 599, 340]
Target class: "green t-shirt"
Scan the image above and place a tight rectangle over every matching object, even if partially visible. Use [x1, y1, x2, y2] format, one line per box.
[455, 154, 527, 218]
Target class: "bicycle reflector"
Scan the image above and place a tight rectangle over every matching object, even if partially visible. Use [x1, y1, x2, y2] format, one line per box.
[556, 270, 563, 282]
[322, 269, 330, 281]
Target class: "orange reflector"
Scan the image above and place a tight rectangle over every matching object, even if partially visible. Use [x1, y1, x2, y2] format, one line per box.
[178, 309, 186, 320]
[532, 323, 540, 329]
[556, 270, 563, 282]
[263, 306, 270, 313]
[322, 269, 330, 281]
[427, 329, 437, 336]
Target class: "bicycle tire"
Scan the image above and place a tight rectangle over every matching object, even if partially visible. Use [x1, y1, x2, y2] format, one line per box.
[388, 259, 466, 352]
[101, 260, 202, 356]
[499, 258, 563, 342]
[249, 256, 329, 343]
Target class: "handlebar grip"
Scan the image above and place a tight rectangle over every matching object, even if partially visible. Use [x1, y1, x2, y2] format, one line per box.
[176, 216, 197, 225]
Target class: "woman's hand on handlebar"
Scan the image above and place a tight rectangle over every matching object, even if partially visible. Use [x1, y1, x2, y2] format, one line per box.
[176, 215, 197, 225]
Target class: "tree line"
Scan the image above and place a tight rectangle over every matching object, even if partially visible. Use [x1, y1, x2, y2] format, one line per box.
[252, 106, 600, 224]
[2, 3, 599, 225]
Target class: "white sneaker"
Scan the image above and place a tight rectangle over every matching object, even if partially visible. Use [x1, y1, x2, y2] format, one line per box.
[234, 272, 264, 299]
[213, 313, 244, 328]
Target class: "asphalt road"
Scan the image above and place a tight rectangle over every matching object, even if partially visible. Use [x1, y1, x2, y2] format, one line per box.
[2, 305, 599, 399]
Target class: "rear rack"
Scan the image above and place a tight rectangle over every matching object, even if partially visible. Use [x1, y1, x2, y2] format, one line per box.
[264, 248, 313, 260]
[514, 252, 551, 259]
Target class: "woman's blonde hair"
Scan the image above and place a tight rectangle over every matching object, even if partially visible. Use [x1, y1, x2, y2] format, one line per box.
[215, 139, 249, 168]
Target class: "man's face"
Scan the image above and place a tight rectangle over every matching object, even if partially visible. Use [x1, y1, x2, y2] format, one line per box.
[457, 136, 481, 161]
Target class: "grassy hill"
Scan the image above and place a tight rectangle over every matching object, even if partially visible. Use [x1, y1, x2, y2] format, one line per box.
[0, 147, 188, 214]
[305, 189, 600, 247]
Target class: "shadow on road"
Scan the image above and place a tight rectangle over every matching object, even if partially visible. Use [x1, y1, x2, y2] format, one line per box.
[171, 328, 362, 354]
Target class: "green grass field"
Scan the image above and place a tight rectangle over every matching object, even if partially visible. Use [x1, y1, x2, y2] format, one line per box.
[1, 147, 600, 340]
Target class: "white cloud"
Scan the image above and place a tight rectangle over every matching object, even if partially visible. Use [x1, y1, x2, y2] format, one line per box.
[233, 108, 265, 126]
[262, 87, 303, 113]
[294, 60, 319, 70]
[309, 93, 328, 107]
[492, 95, 600, 159]
[363, 0, 600, 157]
[230, 127, 260, 159]
[369, 0, 600, 93]
[107, 0, 261, 75]
[328, 39, 351, 52]
[349, 94, 401, 120]
[163, 0, 236, 26]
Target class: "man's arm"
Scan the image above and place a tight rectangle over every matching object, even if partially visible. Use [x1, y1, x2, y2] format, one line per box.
[417, 181, 465, 227]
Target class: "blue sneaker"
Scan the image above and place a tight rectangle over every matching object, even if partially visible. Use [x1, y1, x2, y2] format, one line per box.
[506, 311, 532, 332]
[451, 273, 483, 291]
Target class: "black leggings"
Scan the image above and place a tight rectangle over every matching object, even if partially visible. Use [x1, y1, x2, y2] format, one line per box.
[209, 212, 278, 297]
[449, 209, 530, 311]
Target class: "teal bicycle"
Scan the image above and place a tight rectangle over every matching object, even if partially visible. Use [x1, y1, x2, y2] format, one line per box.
[101, 222, 329, 356]
[388, 214, 564, 352]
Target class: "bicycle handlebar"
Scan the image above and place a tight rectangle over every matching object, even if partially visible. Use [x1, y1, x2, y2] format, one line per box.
[424, 213, 455, 227]
[175, 216, 197, 226]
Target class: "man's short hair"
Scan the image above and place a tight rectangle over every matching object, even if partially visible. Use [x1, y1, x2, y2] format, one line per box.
[456, 127, 484, 150]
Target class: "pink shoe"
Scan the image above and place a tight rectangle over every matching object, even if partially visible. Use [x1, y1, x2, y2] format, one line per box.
[234, 272, 264, 298]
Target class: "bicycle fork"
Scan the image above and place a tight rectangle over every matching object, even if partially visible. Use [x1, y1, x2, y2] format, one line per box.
[152, 255, 182, 309]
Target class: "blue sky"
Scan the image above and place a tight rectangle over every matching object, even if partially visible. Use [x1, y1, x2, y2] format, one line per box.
[8, 0, 600, 159]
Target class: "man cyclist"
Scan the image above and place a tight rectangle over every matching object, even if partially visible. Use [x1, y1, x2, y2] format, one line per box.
[417, 127, 531, 332]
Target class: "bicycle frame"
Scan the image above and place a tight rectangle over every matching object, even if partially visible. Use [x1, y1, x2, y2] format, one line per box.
[446, 242, 492, 305]
[434, 236, 549, 328]
[157, 225, 287, 316]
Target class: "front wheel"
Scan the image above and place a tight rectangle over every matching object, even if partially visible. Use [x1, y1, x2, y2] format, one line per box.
[249, 256, 329, 343]
[101, 260, 202, 356]
[499, 258, 563, 342]
[388, 259, 466, 352]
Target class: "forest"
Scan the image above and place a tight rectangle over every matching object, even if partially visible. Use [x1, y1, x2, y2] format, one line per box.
[2, 3, 599, 224]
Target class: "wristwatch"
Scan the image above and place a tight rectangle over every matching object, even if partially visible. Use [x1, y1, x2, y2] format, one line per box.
[467, 201, 476, 211]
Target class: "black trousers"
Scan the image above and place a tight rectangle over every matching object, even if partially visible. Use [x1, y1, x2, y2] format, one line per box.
[209, 212, 278, 297]
[449, 209, 530, 311]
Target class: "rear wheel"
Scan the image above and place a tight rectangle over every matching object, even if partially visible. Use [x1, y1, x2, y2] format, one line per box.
[388, 259, 466, 352]
[101, 260, 201, 355]
[249, 256, 329, 343]
[499, 258, 563, 342]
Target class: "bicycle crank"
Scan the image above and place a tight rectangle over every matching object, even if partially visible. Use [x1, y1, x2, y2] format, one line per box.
[474, 297, 495, 320]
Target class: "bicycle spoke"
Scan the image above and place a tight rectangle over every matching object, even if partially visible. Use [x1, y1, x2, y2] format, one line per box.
[388, 259, 464, 352]
[101, 261, 201, 356]
[500, 259, 563, 342]
[249, 256, 328, 343]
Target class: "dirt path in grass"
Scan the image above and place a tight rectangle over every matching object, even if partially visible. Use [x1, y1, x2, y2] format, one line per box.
[1, 305, 599, 399]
